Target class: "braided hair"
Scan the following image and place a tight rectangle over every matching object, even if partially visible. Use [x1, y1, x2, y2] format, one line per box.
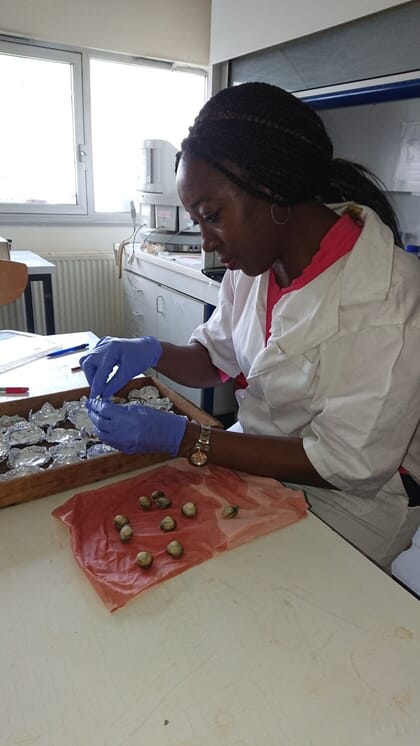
[176, 82, 401, 245]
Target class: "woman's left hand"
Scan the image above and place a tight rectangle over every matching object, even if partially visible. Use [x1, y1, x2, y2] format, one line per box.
[86, 399, 187, 456]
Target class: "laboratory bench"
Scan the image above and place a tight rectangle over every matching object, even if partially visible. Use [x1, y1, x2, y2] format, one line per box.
[1, 476, 419, 745]
[0, 331, 419, 745]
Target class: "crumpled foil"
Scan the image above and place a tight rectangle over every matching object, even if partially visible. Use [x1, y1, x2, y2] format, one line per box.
[63, 396, 89, 414]
[128, 385, 160, 401]
[8, 445, 51, 469]
[29, 402, 66, 428]
[0, 433, 9, 463]
[46, 427, 85, 444]
[1, 464, 43, 480]
[6, 421, 45, 446]
[49, 442, 87, 459]
[0, 414, 26, 432]
[67, 407, 97, 436]
[87, 443, 118, 458]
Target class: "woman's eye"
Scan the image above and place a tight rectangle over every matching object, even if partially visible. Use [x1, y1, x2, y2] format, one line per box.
[203, 211, 219, 224]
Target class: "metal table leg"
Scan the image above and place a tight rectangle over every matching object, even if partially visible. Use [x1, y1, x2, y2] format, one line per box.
[24, 273, 56, 335]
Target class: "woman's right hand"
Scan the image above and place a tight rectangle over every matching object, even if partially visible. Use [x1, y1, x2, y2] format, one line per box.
[79, 335, 162, 398]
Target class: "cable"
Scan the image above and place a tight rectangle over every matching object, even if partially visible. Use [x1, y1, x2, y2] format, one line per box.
[115, 199, 144, 277]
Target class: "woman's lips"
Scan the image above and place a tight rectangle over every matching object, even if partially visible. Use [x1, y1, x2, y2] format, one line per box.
[220, 255, 237, 270]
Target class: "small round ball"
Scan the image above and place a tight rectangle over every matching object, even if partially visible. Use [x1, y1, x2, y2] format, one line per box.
[136, 551, 153, 569]
[137, 495, 152, 511]
[166, 540, 184, 558]
[222, 505, 239, 519]
[160, 515, 177, 532]
[156, 496, 172, 509]
[114, 514, 129, 529]
[119, 524, 133, 542]
[181, 501, 197, 518]
[151, 489, 165, 501]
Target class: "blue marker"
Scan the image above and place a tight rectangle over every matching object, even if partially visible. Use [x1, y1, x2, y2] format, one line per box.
[47, 343, 89, 358]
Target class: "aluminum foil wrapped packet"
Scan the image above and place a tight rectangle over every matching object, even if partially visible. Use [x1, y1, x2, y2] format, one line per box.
[128, 385, 161, 401]
[29, 402, 66, 429]
[6, 421, 45, 447]
[0, 464, 43, 480]
[8, 445, 51, 469]
[48, 442, 87, 467]
[46, 427, 86, 444]
[143, 396, 173, 411]
[0, 433, 9, 463]
[49, 441, 87, 459]
[0, 414, 26, 432]
[86, 443, 118, 459]
[127, 396, 173, 411]
[127, 385, 173, 411]
[63, 396, 89, 414]
[67, 406, 97, 436]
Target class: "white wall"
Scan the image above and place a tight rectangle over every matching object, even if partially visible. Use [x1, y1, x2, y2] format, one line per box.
[0, 0, 211, 65]
[210, 0, 409, 63]
[2, 224, 126, 257]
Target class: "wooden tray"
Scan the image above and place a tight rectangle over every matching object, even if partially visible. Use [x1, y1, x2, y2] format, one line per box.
[0, 377, 222, 509]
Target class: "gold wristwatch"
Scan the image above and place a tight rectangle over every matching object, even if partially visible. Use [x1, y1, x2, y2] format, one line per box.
[189, 424, 211, 467]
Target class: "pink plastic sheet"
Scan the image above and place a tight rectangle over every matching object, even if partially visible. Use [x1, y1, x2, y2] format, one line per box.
[53, 460, 307, 611]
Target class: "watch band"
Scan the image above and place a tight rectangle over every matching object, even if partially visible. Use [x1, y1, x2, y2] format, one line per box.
[189, 424, 211, 467]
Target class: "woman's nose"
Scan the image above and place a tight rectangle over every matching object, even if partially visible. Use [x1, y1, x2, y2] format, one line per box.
[201, 226, 220, 254]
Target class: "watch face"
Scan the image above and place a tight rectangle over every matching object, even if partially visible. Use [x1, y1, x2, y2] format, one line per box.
[190, 450, 208, 467]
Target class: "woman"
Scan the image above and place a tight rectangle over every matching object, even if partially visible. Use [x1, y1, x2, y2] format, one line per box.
[82, 82, 420, 570]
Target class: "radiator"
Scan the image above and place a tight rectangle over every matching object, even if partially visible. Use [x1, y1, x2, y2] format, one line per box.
[0, 253, 123, 338]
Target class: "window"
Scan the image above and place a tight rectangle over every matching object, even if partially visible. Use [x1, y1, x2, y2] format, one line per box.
[0, 37, 206, 221]
[0, 41, 85, 215]
[90, 58, 206, 213]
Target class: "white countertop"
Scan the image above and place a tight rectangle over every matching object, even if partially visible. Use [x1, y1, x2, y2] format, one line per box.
[119, 244, 222, 306]
[1, 334, 420, 745]
[0, 484, 419, 746]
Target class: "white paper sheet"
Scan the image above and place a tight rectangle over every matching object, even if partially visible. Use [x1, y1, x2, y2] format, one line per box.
[0, 331, 61, 373]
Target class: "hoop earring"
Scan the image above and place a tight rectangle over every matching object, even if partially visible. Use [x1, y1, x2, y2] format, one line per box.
[270, 204, 291, 225]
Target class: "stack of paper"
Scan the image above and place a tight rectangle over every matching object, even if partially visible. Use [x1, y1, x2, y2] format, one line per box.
[0, 330, 61, 374]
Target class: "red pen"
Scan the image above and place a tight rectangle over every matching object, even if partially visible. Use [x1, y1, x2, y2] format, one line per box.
[0, 387, 29, 395]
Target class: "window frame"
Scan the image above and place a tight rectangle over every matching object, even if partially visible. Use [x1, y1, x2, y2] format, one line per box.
[0, 37, 88, 218]
[0, 35, 207, 226]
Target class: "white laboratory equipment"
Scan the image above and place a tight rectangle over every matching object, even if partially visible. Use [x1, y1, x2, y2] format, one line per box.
[136, 139, 201, 252]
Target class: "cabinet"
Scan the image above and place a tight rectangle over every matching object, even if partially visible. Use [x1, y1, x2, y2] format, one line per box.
[210, 0, 407, 64]
[122, 269, 205, 405]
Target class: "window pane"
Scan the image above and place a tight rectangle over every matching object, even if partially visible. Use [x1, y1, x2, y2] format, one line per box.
[90, 60, 206, 212]
[0, 52, 78, 205]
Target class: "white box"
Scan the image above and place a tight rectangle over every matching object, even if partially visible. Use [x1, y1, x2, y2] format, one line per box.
[155, 204, 178, 231]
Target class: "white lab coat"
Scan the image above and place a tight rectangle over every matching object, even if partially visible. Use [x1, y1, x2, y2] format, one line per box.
[191, 204, 420, 567]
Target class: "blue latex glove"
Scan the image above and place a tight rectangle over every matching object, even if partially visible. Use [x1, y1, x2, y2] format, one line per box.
[79, 336, 162, 399]
[86, 398, 187, 456]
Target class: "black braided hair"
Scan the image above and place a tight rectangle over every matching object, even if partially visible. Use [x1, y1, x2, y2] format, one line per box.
[176, 82, 401, 245]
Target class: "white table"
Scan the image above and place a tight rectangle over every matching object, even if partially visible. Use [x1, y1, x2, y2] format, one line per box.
[1, 337, 419, 744]
[0, 484, 419, 746]
[0, 331, 97, 404]
[11, 250, 56, 334]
